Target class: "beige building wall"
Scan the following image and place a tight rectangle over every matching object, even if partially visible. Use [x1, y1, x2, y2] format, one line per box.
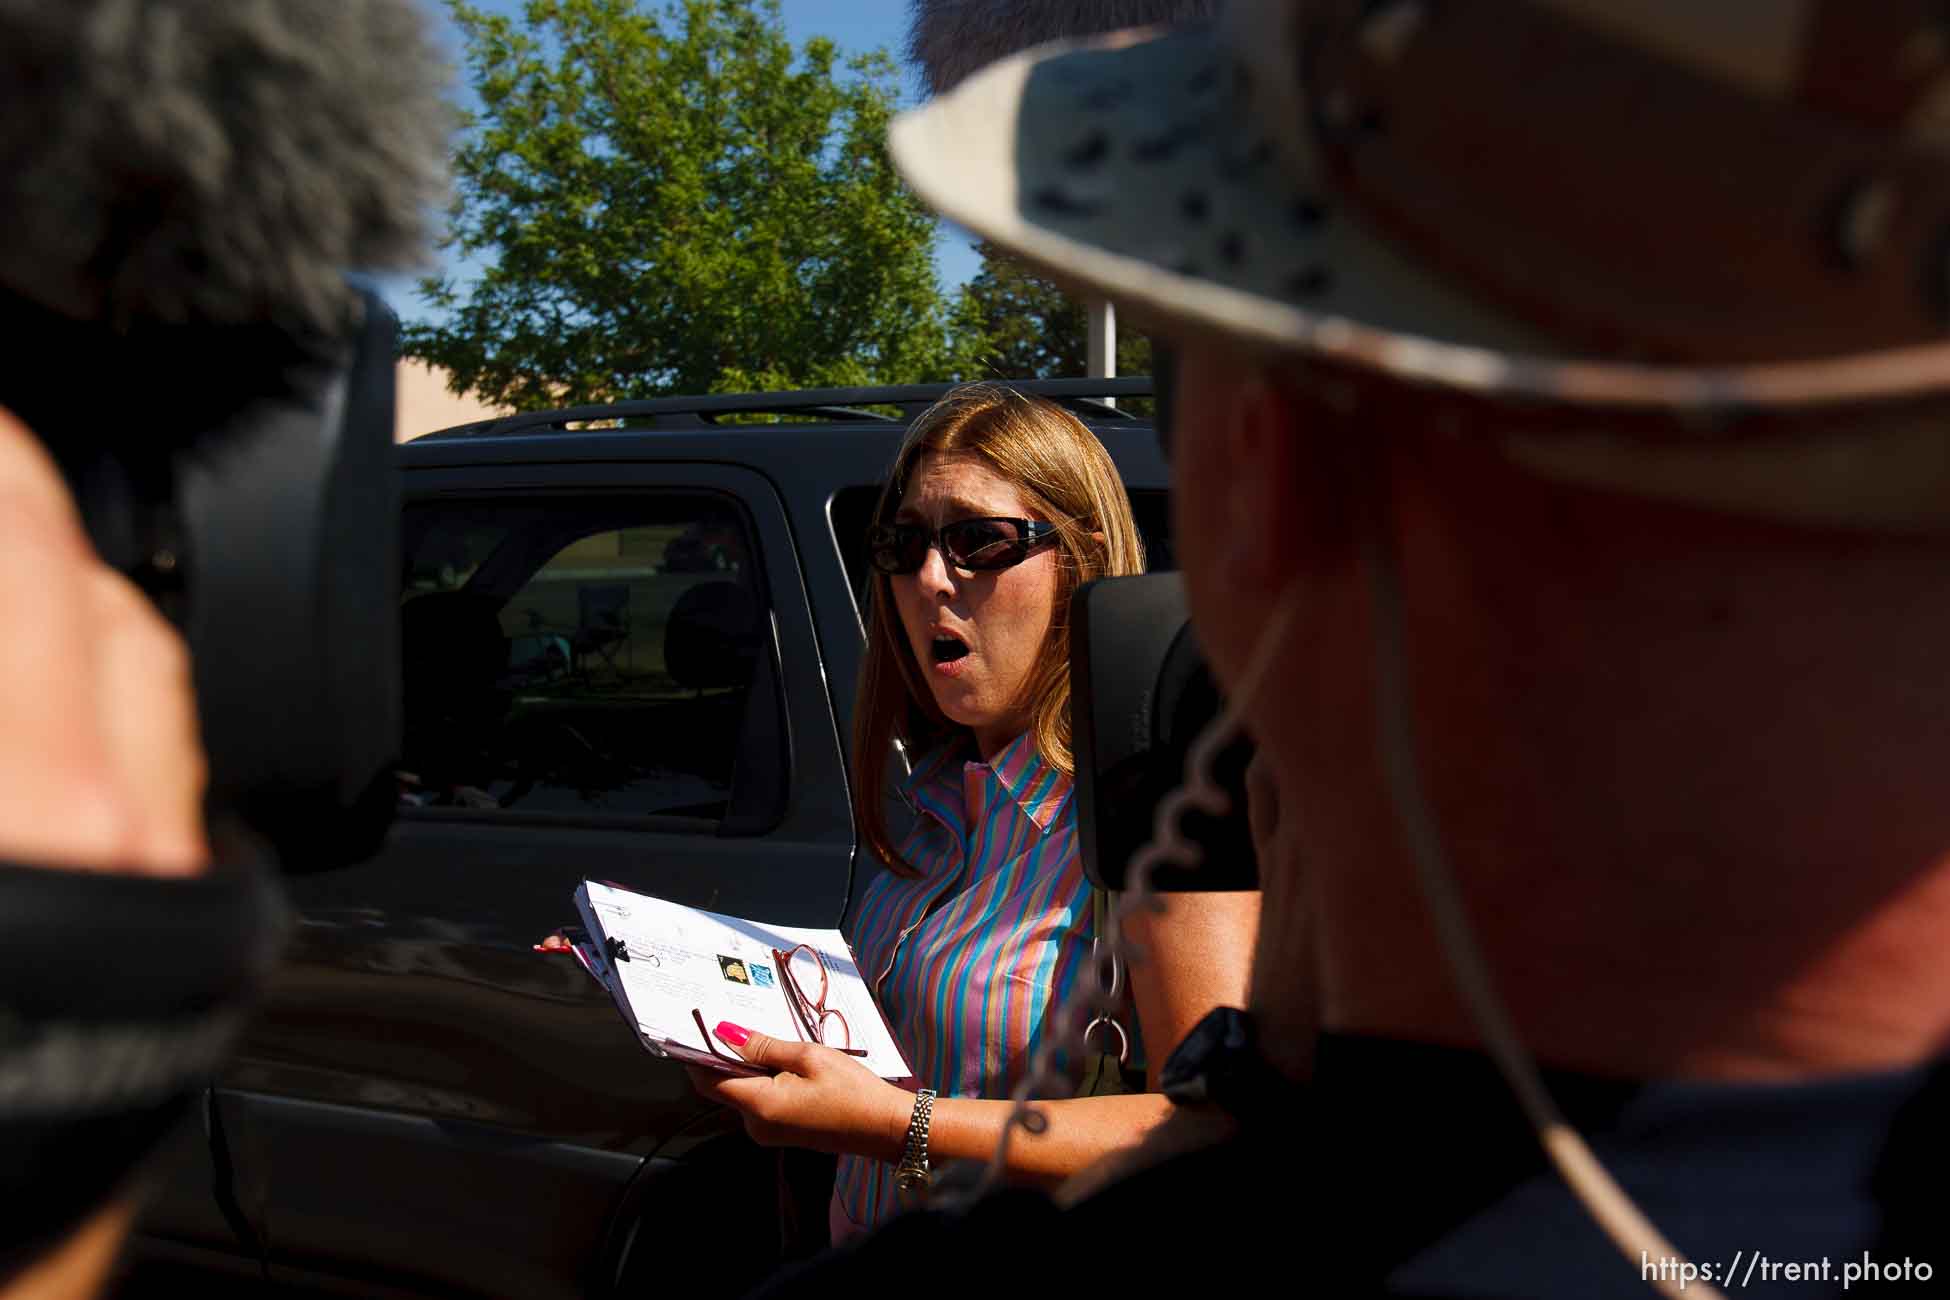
[395, 359, 512, 441]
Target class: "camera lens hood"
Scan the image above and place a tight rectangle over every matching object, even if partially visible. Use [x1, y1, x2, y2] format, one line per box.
[178, 292, 402, 869]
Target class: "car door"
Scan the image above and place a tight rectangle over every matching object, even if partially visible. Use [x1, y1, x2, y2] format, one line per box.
[216, 460, 855, 1298]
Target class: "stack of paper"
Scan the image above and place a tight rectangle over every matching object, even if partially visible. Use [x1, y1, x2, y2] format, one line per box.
[570, 880, 912, 1081]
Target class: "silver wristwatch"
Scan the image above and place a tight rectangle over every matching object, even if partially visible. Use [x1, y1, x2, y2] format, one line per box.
[893, 1088, 936, 1193]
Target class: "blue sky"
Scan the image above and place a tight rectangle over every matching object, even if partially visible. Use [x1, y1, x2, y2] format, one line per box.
[388, 0, 983, 326]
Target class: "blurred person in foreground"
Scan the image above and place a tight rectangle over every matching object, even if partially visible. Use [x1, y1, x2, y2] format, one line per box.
[761, 1, 1950, 1295]
[0, 2, 446, 1295]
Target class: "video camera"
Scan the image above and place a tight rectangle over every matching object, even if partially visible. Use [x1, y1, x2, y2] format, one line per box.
[0, 282, 404, 1283]
[0, 0, 450, 875]
[21, 292, 405, 874]
[1070, 572, 1258, 892]
[0, 0, 448, 1276]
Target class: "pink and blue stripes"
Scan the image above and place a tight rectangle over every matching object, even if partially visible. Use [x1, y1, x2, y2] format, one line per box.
[832, 731, 1098, 1234]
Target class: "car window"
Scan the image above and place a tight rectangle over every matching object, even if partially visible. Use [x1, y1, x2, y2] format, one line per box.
[1126, 488, 1174, 572]
[398, 495, 777, 826]
[830, 484, 882, 611]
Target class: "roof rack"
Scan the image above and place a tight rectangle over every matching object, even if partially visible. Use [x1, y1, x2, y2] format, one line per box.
[426, 378, 1155, 440]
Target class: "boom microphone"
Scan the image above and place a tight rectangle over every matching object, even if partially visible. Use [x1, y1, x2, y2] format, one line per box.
[0, 0, 448, 337]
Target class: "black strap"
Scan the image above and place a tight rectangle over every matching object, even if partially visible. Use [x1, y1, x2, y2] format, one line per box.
[1159, 1007, 1287, 1121]
[1080, 886, 1142, 1094]
[0, 847, 288, 1280]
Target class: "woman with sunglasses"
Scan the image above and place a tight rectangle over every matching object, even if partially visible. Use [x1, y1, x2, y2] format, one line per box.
[690, 383, 1260, 1240]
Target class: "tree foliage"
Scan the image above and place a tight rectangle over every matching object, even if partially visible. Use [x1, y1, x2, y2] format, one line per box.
[951, 241, 1153, 383]
[404, 0, 952, 407]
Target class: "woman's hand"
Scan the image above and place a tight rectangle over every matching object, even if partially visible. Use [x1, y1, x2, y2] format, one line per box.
[685, 1023, 913, 1161]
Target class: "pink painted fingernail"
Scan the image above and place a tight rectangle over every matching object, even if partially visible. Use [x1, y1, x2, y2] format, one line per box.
[714, 1021, 751, 1047]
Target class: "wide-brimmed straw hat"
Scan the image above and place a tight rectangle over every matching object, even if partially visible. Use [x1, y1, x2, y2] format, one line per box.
[890, 1, 1950, 528]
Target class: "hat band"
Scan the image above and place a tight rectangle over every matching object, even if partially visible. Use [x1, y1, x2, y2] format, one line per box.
[1293, 0, 1950, 366]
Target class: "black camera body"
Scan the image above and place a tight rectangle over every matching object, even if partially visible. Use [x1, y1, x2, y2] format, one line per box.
[1070, 572, 1258, 893]
[41, 291, 403, 871]
[0, 0, 444, 1272]
[0, 287, 403, 1277]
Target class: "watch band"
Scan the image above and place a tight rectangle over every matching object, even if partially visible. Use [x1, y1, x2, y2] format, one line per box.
[1158, 1006, 1287, 1122]
[894, 1087, 937, 1193]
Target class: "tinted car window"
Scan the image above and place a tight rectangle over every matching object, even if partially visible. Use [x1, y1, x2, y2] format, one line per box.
[1126, 488, 1174, 572]
[830, 484, 882, 611]
[398, 495, 773, 824]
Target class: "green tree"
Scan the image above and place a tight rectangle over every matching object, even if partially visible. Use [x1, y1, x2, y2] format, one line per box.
[951, 241, 1153, 382]
[405, 0, 952, 408]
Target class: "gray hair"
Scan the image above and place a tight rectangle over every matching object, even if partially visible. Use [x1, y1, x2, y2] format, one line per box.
[0, 0, 452, 335]
[908, 0, 1221, 94]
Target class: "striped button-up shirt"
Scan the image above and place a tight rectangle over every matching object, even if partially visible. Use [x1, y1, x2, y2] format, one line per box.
[831, 729, 1104, 1235]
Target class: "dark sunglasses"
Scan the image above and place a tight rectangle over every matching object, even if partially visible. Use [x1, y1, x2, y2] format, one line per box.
[867, 516, 1061, 575]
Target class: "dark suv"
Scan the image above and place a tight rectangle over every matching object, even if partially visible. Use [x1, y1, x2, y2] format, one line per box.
[131, 381, 1169, 1298]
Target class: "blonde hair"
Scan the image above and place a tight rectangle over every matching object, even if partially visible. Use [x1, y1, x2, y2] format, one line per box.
[851, 383, 1146, 876]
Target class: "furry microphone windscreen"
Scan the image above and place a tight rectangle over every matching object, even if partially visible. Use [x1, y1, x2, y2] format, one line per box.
[0, 0, 452, 337]
[907, 0, 1220, 94]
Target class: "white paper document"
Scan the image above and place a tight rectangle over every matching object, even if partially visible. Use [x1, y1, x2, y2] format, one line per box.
[573, 879, 911, 1080]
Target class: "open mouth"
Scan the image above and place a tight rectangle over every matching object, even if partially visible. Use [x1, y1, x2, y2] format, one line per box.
[930, 635, 970, 665]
